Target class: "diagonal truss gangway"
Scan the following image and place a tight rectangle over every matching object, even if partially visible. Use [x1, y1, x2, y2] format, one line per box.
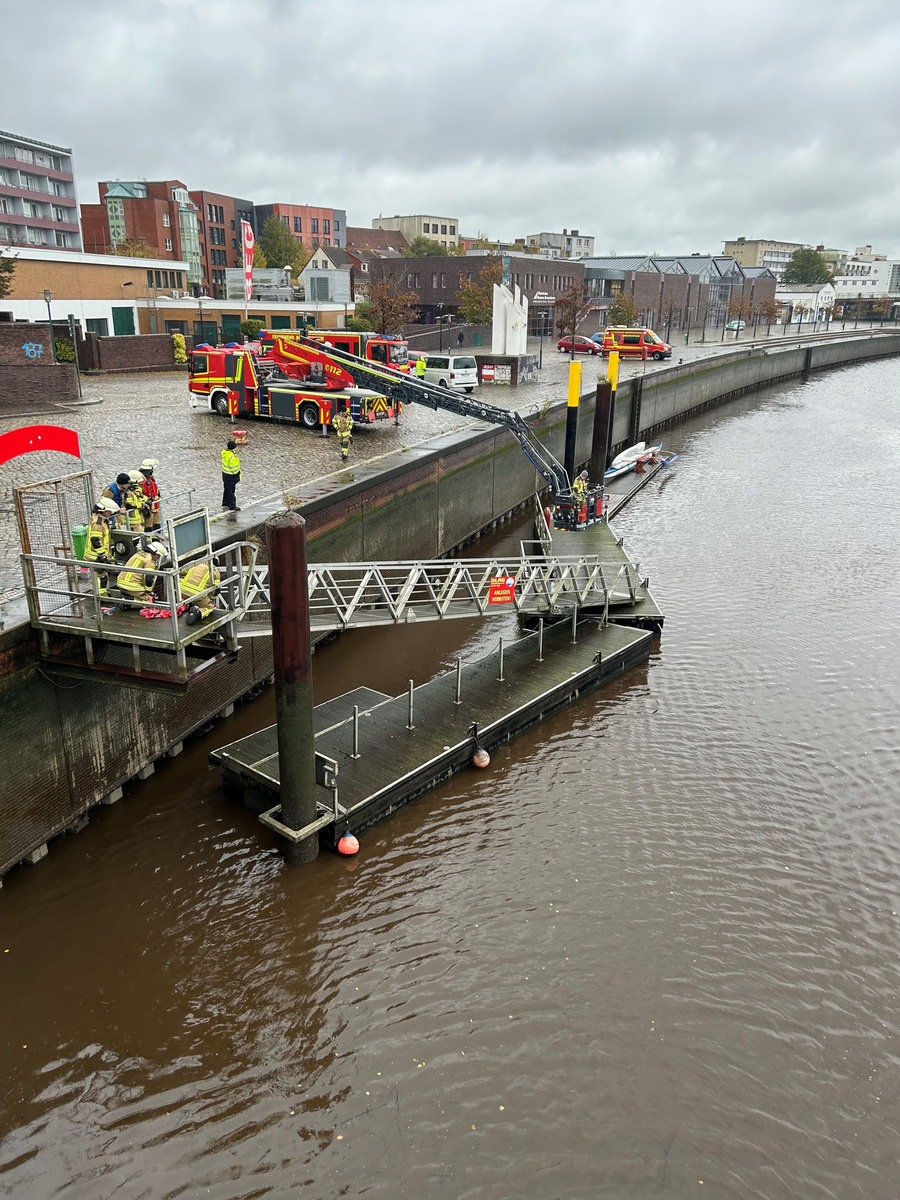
[238, 553, 647, 638]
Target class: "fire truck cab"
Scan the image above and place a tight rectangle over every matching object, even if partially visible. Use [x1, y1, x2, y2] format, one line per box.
[188, 341, 401, 430]
[264, 329, 410, 372]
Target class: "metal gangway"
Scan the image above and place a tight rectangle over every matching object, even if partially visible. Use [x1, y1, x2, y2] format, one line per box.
[237, 552, 649, 638]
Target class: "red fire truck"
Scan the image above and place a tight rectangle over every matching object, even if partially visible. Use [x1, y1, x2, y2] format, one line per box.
[188, 338, 401, 429]
[261, 329, 410, 372]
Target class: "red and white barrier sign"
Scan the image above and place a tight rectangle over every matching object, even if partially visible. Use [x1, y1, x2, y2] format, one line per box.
[481, 364, 495, 383]
[241, 220, 255, 304]
[488, 574, 516, 605]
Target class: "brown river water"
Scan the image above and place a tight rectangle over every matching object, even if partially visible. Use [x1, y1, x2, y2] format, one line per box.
[1, 358, 899, 1199]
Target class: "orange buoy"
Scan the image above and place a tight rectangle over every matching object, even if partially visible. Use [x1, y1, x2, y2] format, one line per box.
[472, 747, 490, 769]
[337, 832, 359, 855]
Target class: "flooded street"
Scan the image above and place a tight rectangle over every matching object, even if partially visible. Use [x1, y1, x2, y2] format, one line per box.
[1, 357, 899, 1198]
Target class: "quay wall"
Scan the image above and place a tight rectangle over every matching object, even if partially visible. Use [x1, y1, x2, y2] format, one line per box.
[1, 332, 898, 879]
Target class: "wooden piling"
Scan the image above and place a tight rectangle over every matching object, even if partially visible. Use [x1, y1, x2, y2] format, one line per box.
[266, 510, 318, 864]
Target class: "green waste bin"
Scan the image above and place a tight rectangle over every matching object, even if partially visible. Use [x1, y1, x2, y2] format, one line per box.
[72, 525, 87, 560]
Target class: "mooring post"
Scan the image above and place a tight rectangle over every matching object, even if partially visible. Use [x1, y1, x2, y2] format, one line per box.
[266, 510, 318, 864]
[564, 360, 582, 486]
[407, 679, 415, 729]
[454, 657, 462, 705]
[571, 607, 578, 644]
[352, 704, 360, 759]
[605, 352, 620, 469]
[537, 618, 544, 662]
[498, 636, 505, 682]
[590, 380, 612, 482]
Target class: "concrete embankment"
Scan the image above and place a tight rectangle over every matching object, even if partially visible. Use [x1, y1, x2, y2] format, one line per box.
[1, 331, 898, 879]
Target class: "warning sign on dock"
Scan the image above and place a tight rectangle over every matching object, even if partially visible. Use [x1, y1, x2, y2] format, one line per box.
[488, 575, 516, 605]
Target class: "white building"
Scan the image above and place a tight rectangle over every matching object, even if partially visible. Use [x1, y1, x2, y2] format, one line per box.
[371, 214, 459, 249]
[525, 229, 594, 259]
[833, 253, 900, 306]
[775, 282, 836, 321]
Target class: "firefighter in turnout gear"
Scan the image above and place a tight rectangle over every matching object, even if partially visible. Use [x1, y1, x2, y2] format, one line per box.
[139, 459, 161, 532]
[125, 471, 147, 532]
[83, 497, 119, 593]
[115, 540, 166, 606]
[572, 470, 588, 503]
[180, 559, 221, 626]
[332, 408, 354, 461]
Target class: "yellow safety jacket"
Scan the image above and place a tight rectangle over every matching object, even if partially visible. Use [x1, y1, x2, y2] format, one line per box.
[415, 358, 426, 378]
[221, 448, 241, 475]
[84, 514, 111, 562]
[125, 489, 145, 531]
[118, 551, 156, 597]
[180, 562, 220, 615]
[332, 411, 354, 439]
[572, 478, 587, 502]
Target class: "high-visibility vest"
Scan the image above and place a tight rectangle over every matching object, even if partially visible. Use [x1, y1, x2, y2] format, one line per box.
[83, 514, 111, 562]
[332, 411, 353, 437]
[415, 358, 426, 378]
[118, 551, 156, 596]
[221, 448, 241, 475]
[180, 562, 220, 614]
[125, 489, 145, 531]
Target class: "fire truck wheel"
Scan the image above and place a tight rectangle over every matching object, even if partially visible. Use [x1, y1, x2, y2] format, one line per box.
[300, 403, 320, 430]
[213, 393, 230, 416]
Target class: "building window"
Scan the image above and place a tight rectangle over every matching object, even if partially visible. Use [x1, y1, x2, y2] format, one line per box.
[440, 273, 446, 288]
[323, 219, 331, 234]
[162, 213, 170, 227]
[54, 232, 70, 247]
[294, 216, 302, 232]
[281, 215, 290, 225]
[165, 238, 172, 251]
[15, 147, 34, 163]
[27, 202, 43, 218]
[310, 218, 319, 234]
[22, 173, 42, 191]
[441, 225, 447, 235]
[449, 225, 456, 235]
[86, 318, 109, 336]
[146, 270, 154, 287]
[432, 273, 438, 288]
[334, 219, 340, 231]
[423, 223, 430, 233]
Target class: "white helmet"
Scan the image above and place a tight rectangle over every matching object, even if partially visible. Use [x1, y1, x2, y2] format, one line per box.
[97, 497, 119, 514]
[147, 540, 167, 557]
[128, 470, 143, 483]
[140, 458, 159, 471]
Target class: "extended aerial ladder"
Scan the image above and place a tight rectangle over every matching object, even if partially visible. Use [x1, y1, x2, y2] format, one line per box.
[268, 336, 578, 505]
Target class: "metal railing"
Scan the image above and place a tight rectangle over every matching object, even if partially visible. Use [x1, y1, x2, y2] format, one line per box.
[20, 541, 257, 648]
[239, 553, 643, 635]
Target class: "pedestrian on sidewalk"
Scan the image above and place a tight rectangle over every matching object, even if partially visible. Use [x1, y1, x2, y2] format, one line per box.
[457, 329, 464, 348]
[221, 439, 241, 511]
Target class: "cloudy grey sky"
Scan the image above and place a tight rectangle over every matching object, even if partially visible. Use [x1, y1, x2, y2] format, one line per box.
[5, 0, 899, 256]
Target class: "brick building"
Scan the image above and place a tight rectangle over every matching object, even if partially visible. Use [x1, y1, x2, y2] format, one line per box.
[374, 254, 584, 326]
[0, 129, 82, 251]
[81, 181, 203, 286]
[0, 245, 188, 336]
[253, 203, 347, 250]
[190, 190, 255, 297]
[583, 255, 777, 331]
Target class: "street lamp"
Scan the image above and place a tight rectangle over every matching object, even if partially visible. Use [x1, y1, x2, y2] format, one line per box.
[43, 288, 56, 361]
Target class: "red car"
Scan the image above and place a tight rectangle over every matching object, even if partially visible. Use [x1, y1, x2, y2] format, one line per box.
[557, 335, 600, 355]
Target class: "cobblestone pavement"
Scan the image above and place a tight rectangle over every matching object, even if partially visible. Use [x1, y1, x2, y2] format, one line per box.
[0, 334, 781, 599]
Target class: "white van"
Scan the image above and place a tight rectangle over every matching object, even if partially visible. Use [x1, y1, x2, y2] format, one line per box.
[414, 353, 478, 393]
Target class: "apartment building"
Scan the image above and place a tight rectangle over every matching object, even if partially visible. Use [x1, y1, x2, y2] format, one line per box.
[0, 129, 82, 251]
[525, 229, 595, 259]
[253, 203, 347, 250]
[190, 190, 255, 297]
[371, 214, 459, 250]
[81, 180, 203, 285]
[722, 237, 808, 280]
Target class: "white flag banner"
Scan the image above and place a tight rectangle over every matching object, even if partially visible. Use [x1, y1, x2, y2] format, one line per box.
[241, 221, 255, 304]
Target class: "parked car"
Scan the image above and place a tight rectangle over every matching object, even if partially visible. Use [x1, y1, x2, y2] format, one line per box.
[726, 320, 746, 331]
[601, 327, 672, 360]
[557, 335, 601, 355]
[589, 332, 605, 345]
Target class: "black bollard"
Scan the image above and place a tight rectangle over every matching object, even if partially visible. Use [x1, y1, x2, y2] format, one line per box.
[590, 380, 612, 482]
[266, 510, 318, 864]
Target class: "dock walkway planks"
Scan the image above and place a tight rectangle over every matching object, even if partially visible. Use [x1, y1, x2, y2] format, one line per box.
[212, 618, 651, 846]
